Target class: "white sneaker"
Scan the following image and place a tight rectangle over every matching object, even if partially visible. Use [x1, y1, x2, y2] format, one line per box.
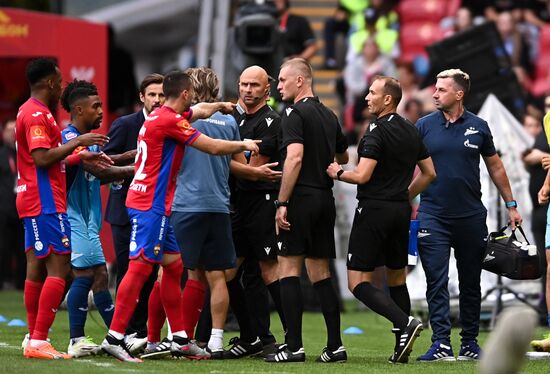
[21, 333, 29, 349]
[22, 333, 50, 349]
[101, 334, 142, 363]
[125, 333, 147, 354]
[68, 337, 102, 358]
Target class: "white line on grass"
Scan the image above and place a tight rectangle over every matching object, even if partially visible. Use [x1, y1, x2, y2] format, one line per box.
[0, 342, 20, 349]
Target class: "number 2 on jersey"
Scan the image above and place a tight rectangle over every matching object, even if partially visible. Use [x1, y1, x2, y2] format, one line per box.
[134, 140, 148, 180]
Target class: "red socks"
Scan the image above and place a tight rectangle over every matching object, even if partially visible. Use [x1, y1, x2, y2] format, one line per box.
[181, 279, 206, 338]
[160, 258, 185, 333]
[24, 279, 44, 337]
[110, 260, 153, 335]
[147, 281, 166, 343]
[32, 277, 65, 340]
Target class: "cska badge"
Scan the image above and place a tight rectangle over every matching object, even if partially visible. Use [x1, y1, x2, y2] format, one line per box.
[154, 244, 161, 256]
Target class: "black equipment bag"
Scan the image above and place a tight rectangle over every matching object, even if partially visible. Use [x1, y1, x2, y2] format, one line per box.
[482, 225, 542, 280]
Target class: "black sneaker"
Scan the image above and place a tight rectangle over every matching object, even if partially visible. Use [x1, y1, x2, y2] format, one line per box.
[316, 346, 347, 363]
[265, 346, 305, 363]
[207, 347, 224, 360]
[257, 342, 282, 358]
[389, 328, 404, 363]
[223, 337, 263, 359]
[390, 317, 423, 364]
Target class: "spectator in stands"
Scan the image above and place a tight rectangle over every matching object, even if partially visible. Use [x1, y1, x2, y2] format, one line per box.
[523, 0, 550, 28]
[483, 0, 523, 23]
[496, 11, 532, 74]
[343, 37, 396, 103]
[396, 62, 434, 116]
[403, 98, 424, 124]
[442, 7, 474, 37]
[275, 0, 318, 62]
[347, 0, 399, 62]
[323, 0, 369, 69]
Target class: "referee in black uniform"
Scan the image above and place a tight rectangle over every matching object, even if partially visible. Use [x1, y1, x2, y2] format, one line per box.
[224, 66, 287, 358]
[327, 76, 436, 363]
[267, 58, 348, 363]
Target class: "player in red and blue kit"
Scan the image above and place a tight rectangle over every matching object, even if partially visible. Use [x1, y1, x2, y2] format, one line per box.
[101, 70, 260, 362]
[17, 58, 110, 360]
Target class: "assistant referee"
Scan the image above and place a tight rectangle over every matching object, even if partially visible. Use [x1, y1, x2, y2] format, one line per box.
[327, 76, 436, 363]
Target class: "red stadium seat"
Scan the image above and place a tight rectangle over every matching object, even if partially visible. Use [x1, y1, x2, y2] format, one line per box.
[398, 0, 460, 23]
[400, 22, 444, 63]
[531, 25, 550, 95]
[539, 24, 550, 50]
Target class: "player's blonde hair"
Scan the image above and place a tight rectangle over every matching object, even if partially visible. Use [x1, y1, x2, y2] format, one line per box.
[437, 68, 470, 94]
[184, 67, 220, 103]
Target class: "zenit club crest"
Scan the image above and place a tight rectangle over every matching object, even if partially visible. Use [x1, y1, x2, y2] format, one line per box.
[154, 244, 161, 256]
[61, 235, 70, 248]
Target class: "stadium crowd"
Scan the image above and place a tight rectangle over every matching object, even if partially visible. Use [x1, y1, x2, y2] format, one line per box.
[3, 0, 550, 367]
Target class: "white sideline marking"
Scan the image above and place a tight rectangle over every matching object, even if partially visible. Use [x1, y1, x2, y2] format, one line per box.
[0, 342, 19, 349]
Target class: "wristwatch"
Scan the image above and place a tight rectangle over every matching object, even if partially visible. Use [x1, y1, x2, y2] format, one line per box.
[336, 168, 344, 180]
[505, 200, 518, 209]
[274, 200, 289, 209]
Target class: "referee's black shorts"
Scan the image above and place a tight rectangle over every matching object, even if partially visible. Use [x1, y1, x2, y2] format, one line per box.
[232, 191, 278, 261]
[277, 187, 336, 259]
[347, 199, 411, 272]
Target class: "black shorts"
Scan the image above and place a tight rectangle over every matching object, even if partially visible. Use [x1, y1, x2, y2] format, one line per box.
[171, 212, 236, 271]
[233, 191, 278, 261]
[347, 199, 411, 272]
[278, 187, 336, 258]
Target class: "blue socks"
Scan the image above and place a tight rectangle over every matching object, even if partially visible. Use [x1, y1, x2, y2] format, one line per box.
[67, 276, 93, 338]
[93, 289, 115, 327]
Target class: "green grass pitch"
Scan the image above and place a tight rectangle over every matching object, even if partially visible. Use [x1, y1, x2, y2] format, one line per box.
[1, 290, 549, 373]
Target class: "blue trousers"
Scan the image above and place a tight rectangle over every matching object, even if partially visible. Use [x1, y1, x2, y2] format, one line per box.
[417, 211, 487, 343]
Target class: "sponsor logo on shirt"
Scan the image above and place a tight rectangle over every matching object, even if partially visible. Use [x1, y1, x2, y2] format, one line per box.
[204, 118, 226, 126]
[357, 207, 363, 214]
[16, 184, 26, 193]
[285, 107, 293, 116]
[264, 247, 271, 255]
[31, 111, 42, 117]
[111, 180, 124, 191]
[65, 131, 77, 140]
[369, 123, 377, 132]
[266, 117, 273, 127]
[239, 119, 245, 127]
[31, 126, 46, 140]
[31, 218, 40, 241]
[464, 127, 478, 136]
[417, 229, 431, 238]
[463, 139, 479, 149]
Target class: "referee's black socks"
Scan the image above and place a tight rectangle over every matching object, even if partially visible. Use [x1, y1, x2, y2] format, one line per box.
[389, 284, 411, 316]
[226, 277, 256, 343]
[353, 282, 408, 329]
[266, 280, 287, 332]
[280, 276, 304, 351]
[313, 278, 343, 351]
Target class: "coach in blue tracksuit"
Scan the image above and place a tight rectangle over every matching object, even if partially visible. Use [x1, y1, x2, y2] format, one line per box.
[412, 69, 522, 362]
